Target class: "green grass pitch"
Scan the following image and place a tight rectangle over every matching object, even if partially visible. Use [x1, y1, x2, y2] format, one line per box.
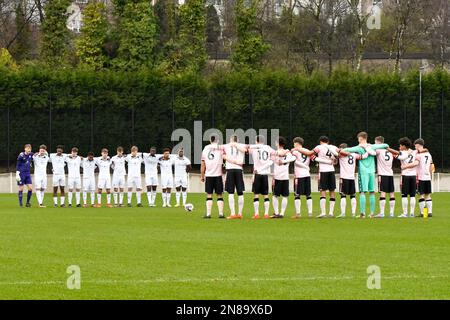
[0, 192, 449, 300]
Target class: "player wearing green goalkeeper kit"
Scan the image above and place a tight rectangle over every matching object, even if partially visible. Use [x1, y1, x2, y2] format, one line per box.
[343, 132, 388, 218]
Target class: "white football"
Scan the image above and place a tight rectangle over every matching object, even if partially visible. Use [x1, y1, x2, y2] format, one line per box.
[184, 203, 194, 212]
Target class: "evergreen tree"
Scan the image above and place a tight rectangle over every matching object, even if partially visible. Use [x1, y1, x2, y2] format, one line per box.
[114, 1, 158, 70]
[76, 1, 109, 70]
[41, 0, 71, 66]
[231, 0, 270, 71]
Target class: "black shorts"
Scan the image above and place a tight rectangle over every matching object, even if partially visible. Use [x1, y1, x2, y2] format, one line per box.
[205, 176, 224, 195]
[401, 176, 417, 197]
[295, 177, 311, 196]
[252, 174, 269, 195]
[378, 175, 395, 193]
[318, 172, 336, 191]
[339, 178, 356, 196]
[225, 169, 245, 194]
[273, 179, 289, 197]
[418, 180, 432, 195]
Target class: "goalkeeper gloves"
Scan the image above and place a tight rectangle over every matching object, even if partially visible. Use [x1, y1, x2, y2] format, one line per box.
[16, 171, 21, 182]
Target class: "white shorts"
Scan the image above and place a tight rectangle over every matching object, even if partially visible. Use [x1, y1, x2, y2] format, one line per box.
[67, 177, 82, 189]
[35, 175, 47, 189]
[174, 175, 188, 188]
[145, 174, 159, 186]
[112, 175, 126, 188]
[83, 177, 96, 192]
[52, 174, 66, 187]
[97, 176, 112, 189]
[160, 175, 173, 189]
[127, 176, 142, 189]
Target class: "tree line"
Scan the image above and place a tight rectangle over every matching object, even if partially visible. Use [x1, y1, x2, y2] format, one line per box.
[1, 0, 449, 74]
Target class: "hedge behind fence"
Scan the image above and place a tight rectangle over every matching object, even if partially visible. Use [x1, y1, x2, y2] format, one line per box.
[0, 68, 449, 171]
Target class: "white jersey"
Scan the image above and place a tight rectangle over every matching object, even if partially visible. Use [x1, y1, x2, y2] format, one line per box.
[398, 149, 417, 176]
[49, 153, 66, 175]
[272, 150, 295, 181]
[143, 153, 161, 176]
[159, 156, 175, 177]
[111, 155, 127, 177]
[416, 152, 433, 181]
[126, 154, 143, 178]
[292, 149, 311, 178]
[249, 144, 275, 176]
[201, 144, 224, 177]
[174, 156, 191, 178]
[95, 157, 112, 178]
[222, 143, 246, 170]
[313, 144, 336, 172]
[82, 158, 97, 179]
[33, 154, 50, 176]
[65, 155, 82, 179]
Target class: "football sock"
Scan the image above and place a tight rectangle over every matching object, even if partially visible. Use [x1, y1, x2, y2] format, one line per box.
[136, 191, 142, 204]
[26, 190, 32, 204]
[83, 192, 87, 204]
[60, 196, 65, 206]
[68, 192, 73, 205]
[401, 196, 408, 215]
[272, 196, 279, 215]
[128, 192, 133, 204]
[294, 196, 301, 215]
[176, 192, 181, 205]
[379, 197, 386, 214]
[253, 198, 259, 215]
[369, 194, 376, 215]
[319, 197, 326, 215]
[206, 198, 213, 217]
[419, 198, 425, 214]
[280, 197, 288, 216]
[359, 194, 366, 214]
[389, 198, 395, 215]
[217, 198, 224, 216]
[113, 192, 118, 205]
[426, 199, 432, 214]
[264, 198, 270, 216]
[329, 197, 335, 215]
[53, 196, 58, 205]
[228, 194, 235, 215]
[119, 192, 124, 205]
[151, 191, 157, 205]
[182, 192, 187, 205]
[409, 197, 416, 215]
[306, 197, 312, 215]
[106, 193, 111, 205]
[351, 196, 357, 215]
[97, 193, 102, 204]
[166, 192, 171, 205]
[90, 192, 95, 204]
[340, 197, 346, 215]
[147, 192, 152, 205]
[18, 191, 23, 206]
[238, 195, 244, 215]
[75, 192, 80, 205]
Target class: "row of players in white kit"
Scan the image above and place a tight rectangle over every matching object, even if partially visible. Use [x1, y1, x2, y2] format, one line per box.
[31, 145, 191, 208]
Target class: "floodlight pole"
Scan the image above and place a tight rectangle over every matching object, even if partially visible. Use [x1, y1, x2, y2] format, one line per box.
[419, 69, 422, 139]
[419, 66, 425, 139]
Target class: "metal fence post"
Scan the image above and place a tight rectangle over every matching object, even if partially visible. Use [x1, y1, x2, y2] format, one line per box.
[49, 89, 52, 151]
[442, 90, 445, 173]
[90, 90, 94, 151]
[365, 90, 369, 132]
[7, 105, 10, 172]
[289, 89, 293, 141]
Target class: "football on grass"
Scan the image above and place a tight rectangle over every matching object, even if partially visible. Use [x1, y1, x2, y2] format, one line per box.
[184, 203, 194, 212]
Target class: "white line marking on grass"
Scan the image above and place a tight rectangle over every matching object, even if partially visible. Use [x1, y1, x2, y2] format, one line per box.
[0, 274, 448, 286]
